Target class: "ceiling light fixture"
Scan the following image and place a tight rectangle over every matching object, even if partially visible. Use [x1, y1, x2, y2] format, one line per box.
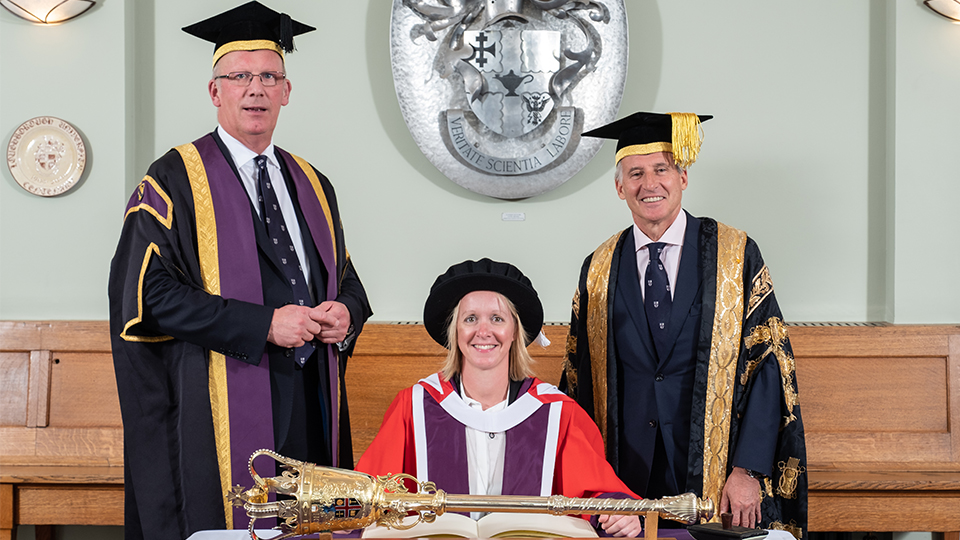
[924, 0, 960, 22]
[1, 0, 94, 25]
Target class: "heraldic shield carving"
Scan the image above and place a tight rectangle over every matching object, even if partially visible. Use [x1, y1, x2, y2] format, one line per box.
[390, 0, 628, 199]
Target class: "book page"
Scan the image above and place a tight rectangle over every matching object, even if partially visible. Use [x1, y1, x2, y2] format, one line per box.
[479, 512, 598, 538]
[361, 511, 599, 538]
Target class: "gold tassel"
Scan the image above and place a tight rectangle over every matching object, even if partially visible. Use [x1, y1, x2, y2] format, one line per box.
[668, 112, 703, 168]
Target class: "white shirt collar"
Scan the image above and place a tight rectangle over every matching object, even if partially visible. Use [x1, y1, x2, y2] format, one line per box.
[216, 125, 278, 170]
[460, 380, 508, 413]
[634, 209, 687, 252]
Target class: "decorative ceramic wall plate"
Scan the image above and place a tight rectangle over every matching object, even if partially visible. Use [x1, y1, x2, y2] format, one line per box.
[6, 116, 86, 196]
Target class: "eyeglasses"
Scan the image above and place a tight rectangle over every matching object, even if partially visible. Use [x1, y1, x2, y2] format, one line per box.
[214, 71, 286, 87]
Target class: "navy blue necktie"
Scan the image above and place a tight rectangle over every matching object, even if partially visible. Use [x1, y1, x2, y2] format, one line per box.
[644, 242, 673, 360]
[256, 155, 315, 367]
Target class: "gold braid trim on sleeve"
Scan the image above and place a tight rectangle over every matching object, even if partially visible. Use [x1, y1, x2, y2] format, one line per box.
[777, 457, 806, 499]
[763, 476, 774, 499]
[341, 249, 352, 283]
[119, 176, 175, 342]
[585, 231, 626, 448]
[562, 288, 581, 393]
[175, 143, 233, 528]
[769, 520, 803, 540]
[701, 222, 746, 519]
[740, 357, 762, 386]
[120, 242, 175, 343]
[560, 355, 578, 396]
[742, 317, 798, 426]
[124, 176, 174, 229]
[572, 286, 581, 320]
[746, 265, 773, 320]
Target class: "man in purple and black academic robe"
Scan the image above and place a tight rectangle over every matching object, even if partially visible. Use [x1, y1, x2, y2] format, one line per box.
[108, 4, 372, 540]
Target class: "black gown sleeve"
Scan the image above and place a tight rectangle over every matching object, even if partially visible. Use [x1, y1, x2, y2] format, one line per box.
[334, 257, 371, 356]
[118, 149, 274, 364]
[140, 253, 274, 363]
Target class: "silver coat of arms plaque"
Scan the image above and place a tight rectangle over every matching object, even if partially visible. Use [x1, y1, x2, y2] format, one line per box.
[390, 0, 628, 199]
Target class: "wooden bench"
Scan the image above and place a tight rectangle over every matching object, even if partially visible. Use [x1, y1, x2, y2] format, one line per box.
[2, 321, 959, 540]
[790, 325, 960, 538]
[0, 321, 124, 540]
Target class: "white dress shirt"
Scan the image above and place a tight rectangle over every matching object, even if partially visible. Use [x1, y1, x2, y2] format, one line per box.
[461, 381, 507, 519]
[217, 126, 313, 288]
[633, 210, 687, 301]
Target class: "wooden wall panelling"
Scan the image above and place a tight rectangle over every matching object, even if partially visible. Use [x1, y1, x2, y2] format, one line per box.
[15, 484, 124, 526]
[808, 490, 960, 531]
[3, 321, 960, 536]
[0, 352, 29, 427]
[792, 325, 960, 471]
[27, 350, 52, 428]
[0, 483, 13, 540]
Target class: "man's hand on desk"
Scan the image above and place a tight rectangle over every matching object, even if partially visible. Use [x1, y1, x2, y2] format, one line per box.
[720, 466, 762, 528]
[599, 514, 642, 537]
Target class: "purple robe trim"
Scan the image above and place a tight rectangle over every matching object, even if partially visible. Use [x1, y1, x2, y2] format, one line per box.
[277, 149, 341, 466]
[503, 404, 550, 495]
[125, 181, 168, 218]
[422, 392, 470, 495]
[421, 379, 551, 497]
[193, 134, 274, 528]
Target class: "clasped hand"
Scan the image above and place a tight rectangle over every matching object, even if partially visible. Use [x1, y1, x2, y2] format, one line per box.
[267, 301, 351, 348]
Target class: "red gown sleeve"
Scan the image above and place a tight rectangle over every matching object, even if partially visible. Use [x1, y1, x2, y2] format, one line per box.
[355, 387, 418, 478]
[553, 400, 640, 499]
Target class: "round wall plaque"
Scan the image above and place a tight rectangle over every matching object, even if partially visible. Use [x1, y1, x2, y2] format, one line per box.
[6, 116, 86, 197]
[390, 0, 628, 199]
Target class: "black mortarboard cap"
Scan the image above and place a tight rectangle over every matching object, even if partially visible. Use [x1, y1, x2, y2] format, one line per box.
[182, 1, 316, 67]
[423, 258, 543, 349]
[582, 112, 713, 168]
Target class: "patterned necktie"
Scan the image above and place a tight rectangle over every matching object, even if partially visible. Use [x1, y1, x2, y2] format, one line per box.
[644, 242, 673, 360]
[256, 155, 315, 367]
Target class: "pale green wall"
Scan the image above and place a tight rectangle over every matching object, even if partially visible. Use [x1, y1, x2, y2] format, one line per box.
[3, 3, 959, 539]
[892, 0, 960, 322]
[2, 1, 959, 326]
[1, 1, 128, 319]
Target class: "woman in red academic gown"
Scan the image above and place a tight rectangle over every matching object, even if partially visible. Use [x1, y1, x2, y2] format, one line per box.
[356, 258, 642, 537]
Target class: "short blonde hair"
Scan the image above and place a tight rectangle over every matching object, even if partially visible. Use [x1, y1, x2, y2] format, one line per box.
[440, 292, 536, 382]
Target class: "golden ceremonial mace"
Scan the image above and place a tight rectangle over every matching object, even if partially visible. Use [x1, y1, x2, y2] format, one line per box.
[229, 449, 715, 540]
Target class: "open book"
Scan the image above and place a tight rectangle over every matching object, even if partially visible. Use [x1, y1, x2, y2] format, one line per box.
[361, 512, 599, 538]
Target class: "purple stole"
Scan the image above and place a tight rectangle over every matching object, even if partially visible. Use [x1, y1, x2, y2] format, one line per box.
[412, 374, 564, 498]
[184, 134, 339, 527]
